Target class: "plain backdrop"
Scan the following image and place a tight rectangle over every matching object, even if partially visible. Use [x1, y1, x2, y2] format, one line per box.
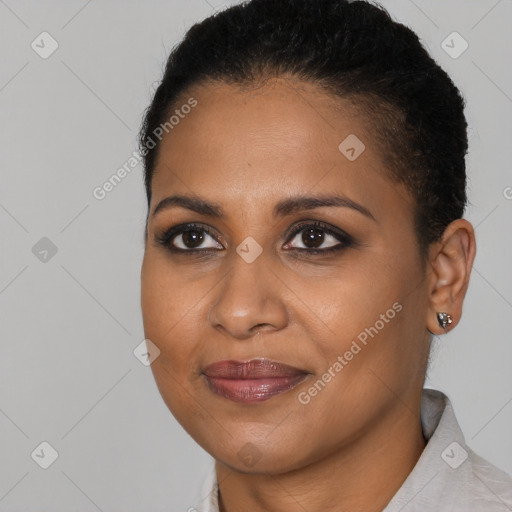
[0, 1, 511, 510]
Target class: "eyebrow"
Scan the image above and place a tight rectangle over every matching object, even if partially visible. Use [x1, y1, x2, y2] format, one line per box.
[151, 194, 376, 221]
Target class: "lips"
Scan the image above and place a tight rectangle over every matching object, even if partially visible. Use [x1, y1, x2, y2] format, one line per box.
[202, 358, 309, 403]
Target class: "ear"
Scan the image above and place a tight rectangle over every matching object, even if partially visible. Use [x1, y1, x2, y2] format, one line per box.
[426, 219, 476, 335]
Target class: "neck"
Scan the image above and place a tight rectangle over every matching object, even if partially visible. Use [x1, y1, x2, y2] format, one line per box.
[216, 392, 426, 512]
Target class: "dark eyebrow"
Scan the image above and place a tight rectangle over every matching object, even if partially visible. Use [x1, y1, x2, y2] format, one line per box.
[151, 194, 376, 221]
[273, 195, 375, 221]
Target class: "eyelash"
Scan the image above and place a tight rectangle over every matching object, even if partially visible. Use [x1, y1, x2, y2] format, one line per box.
[156, 221, 355, 256]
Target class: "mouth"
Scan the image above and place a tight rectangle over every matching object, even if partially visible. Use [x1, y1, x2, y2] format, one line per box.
[201, 358, 310, 403]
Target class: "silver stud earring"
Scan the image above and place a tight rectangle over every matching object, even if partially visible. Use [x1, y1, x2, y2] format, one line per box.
[436, 312, 453, 330]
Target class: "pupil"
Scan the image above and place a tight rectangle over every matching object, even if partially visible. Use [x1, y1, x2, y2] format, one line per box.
[183, 229, 204, 248]
[303, 227, 324, 248]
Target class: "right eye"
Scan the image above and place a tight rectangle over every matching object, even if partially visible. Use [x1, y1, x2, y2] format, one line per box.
[156, 223, 224, 252]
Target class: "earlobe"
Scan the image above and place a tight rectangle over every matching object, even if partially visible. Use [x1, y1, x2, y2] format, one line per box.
[425, 219, 476, 335]
[436, 312, 453, 330]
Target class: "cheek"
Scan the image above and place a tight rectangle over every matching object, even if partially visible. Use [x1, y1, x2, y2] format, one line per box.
[295, 255, 404, 345]
[303, 246, 423, 385]
[141, 256, 206, 426]
[141, 255, 194, 365]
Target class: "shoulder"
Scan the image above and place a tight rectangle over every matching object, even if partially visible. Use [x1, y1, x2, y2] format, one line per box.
[466, 448, 512, 511]
[384, 388, 512, 511]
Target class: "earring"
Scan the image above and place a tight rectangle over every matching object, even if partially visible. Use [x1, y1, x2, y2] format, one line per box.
[436, 312, 453, 330]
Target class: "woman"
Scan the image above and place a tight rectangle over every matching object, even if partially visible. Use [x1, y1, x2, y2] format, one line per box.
[139, 0, 512, 510]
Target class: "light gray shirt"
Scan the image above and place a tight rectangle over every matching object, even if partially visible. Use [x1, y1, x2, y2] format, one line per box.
[193, 388, 512, 511]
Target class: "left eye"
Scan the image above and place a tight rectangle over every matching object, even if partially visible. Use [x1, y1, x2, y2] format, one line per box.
[283, 222, 351, 252]
[165, 224, 223, 251]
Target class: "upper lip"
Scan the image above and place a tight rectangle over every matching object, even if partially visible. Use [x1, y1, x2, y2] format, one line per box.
[202, 358, 309, 379]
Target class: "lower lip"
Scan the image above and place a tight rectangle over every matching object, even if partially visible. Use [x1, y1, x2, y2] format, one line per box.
[203, 375, 308, 403]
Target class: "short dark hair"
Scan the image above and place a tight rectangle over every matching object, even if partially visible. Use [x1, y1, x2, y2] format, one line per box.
[139, 0, 468, 256]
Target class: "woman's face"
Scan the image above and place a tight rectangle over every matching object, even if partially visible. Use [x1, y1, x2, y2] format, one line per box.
[141, 78, 431, 473]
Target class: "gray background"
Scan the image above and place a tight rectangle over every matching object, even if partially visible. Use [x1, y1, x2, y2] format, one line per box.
[0, 0, 511, 510]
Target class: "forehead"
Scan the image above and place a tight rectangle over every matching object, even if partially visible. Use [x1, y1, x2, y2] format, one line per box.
[161, 77, 365, 158]
[150, 78, 413, 219]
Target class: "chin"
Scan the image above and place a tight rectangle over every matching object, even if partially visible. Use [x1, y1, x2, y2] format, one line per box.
[202, 431, 316, 475]
[216, 449, 305, 475]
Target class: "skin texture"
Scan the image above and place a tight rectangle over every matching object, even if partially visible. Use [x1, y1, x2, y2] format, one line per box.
[140, 77, 476, 512]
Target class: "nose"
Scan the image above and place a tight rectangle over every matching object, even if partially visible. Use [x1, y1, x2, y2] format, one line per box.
[207, 253, 288, 340]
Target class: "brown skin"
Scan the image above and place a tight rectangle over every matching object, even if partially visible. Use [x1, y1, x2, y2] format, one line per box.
[140, 77, 476, 512]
